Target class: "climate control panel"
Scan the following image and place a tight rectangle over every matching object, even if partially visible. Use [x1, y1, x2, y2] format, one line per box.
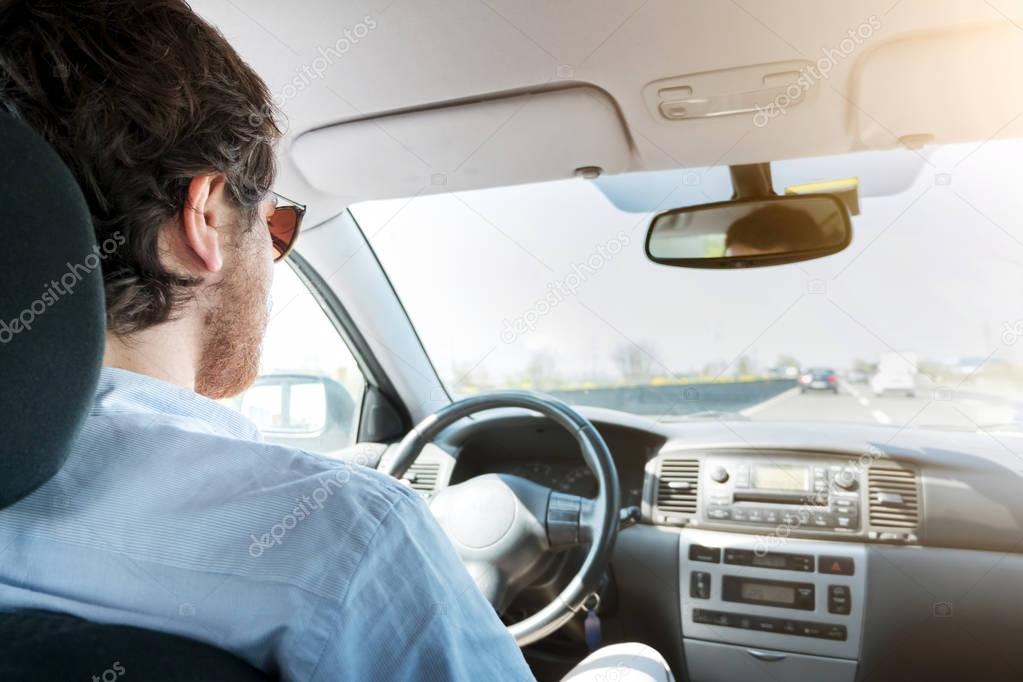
[680, 529, 866, 661]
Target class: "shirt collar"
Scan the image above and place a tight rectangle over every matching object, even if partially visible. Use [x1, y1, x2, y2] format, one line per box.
[95, 367, 261, 441]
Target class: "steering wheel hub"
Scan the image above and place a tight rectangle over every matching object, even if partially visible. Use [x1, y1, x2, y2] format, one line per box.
[444, 478, 517, 549]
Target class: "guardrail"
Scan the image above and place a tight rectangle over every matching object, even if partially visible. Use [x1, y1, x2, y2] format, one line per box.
[546, 379, 798, 417]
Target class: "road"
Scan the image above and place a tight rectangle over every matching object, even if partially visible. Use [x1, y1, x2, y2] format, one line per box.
[553, 377, 1023, 429]
[744, 380, 1023, 430]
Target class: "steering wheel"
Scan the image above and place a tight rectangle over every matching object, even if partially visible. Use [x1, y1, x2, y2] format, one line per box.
[382, 391, 621, 647]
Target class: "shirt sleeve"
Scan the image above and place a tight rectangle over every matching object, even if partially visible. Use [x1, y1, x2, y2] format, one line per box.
[311, 488, 536, 682]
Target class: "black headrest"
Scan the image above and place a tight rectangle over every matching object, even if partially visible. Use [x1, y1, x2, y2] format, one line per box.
[0, 113, 105, 509]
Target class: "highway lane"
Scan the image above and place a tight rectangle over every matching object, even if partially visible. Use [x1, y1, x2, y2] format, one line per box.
[746, 379, 1023, 431]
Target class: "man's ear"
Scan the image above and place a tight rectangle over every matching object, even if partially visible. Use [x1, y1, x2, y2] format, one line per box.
[181, 174, 229, 273]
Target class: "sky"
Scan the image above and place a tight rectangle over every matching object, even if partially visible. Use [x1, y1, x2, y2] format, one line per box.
[350, 138, 1023, 389]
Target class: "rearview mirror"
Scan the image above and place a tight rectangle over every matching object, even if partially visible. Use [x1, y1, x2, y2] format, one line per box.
[645, 194, 852, 268]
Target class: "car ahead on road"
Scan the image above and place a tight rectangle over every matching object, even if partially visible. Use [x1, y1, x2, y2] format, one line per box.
[870, 352, 918, 397]
[799, 368, 839, 394]
[846, 369, 869, 384]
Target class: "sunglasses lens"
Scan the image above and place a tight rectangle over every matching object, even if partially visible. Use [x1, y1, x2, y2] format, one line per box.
[269, 206, 300, 261]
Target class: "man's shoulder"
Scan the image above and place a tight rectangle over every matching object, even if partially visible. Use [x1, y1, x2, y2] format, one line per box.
[233, 441, 421, 556]
[72, 412, 421, 598]
[236, 442, 433, 599]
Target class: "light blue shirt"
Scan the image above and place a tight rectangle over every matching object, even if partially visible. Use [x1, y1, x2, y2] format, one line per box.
[0, 368, 534, 681]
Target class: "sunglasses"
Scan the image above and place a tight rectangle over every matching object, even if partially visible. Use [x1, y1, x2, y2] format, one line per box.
[268, 191, 306, 262]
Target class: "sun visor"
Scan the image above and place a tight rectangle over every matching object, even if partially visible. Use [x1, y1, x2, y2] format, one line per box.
[291, 85, 633, 203]
[852, 23, 1023, 149]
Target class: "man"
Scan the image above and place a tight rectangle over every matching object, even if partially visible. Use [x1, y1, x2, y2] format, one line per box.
[0, 1, 534, 680]
[724, 204, 828, 257]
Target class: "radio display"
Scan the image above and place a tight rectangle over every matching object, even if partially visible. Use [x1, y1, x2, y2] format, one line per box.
[741, 581, 795, 606]
[722, 575, 815, 610]
[752, 464, 809, 491]
[751, 554, 788, 569]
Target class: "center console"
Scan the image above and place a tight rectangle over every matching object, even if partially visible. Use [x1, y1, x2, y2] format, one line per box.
[680, 529, 865, 682]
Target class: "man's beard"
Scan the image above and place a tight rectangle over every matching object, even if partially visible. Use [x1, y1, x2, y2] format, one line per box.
[194, 251, 270, 400]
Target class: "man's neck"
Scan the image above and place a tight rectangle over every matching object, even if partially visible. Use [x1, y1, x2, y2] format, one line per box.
[103, 319, 201, 392]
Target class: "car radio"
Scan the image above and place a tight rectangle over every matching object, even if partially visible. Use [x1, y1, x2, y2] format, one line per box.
[702, 455, 861, 532]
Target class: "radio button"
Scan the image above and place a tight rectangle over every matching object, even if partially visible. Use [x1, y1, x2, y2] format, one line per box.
[828, 585, 851, 614]
[833, 470, 858, 491]
[800, 623, 823, 638]
[747, 509, 764, 522]
[713, 612, 733, 627]
[731, 508, 749, 521]
[710, 466, 730, 483]
[723, 549, 753, 566]
[707, 507, 731, 520]
[690, 571, 712, 599]
[790, 555, 815, 572]
[764, 510, 780, 524]
[689, 544, 721, 563]
[825, 625, 848, 640]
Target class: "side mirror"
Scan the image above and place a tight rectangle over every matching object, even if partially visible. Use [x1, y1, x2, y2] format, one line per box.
[645, 194, 852, 269]
[236, 373, 357, 453]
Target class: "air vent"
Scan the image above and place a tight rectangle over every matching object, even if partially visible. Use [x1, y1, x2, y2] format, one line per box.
[868, 464, 920, 528]
[403, 461, 440, 499]
[654, 458, 700, 518]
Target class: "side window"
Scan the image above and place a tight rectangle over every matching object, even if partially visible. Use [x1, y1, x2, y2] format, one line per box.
[227, 261, 366, 458]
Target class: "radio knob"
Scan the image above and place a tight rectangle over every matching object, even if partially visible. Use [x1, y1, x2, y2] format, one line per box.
[710, 466, 730, 484]
[833, 470, 858, 491]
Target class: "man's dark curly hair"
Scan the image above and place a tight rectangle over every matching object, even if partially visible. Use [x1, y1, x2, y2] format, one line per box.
[0, 0, 282, 335]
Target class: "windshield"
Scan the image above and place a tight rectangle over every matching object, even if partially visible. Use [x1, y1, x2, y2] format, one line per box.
[354, 139, 1023, 429]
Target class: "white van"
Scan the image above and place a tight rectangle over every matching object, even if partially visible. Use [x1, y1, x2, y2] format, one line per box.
[870, 352, 918, 397]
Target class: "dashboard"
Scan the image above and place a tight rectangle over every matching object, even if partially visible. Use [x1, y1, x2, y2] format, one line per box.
[404, 406, 1023, 682]
[446, 419, 658, 508]
[462, 458, 597, 497]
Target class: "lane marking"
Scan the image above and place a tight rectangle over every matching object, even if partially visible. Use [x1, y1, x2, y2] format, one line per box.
[741, 387, 801, 416]
[858, 397, 869, 407]
[872, 409, 892, 425]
